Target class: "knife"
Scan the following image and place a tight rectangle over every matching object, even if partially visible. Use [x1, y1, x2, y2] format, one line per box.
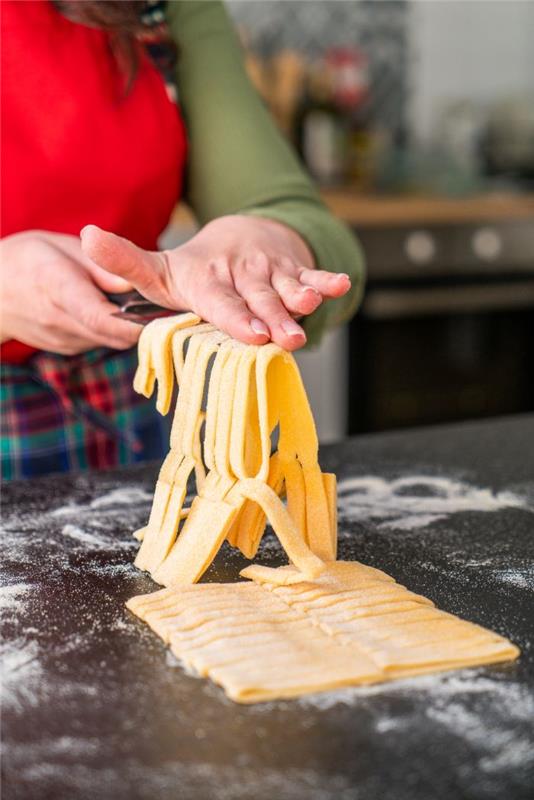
[107, 291, 175, 325]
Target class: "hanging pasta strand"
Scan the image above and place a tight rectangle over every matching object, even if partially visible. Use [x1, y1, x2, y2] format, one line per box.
[133, 314, 334, 587]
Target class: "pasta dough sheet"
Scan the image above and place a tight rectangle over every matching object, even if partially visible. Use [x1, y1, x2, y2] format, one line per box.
[126, 561, 519, 704]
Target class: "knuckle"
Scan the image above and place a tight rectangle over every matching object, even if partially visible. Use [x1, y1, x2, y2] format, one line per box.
[250, 285, 277, 302]
[248, 251, 270, 273]
[279, 256, 296, 273]
[205, 257, 231, 283]
[277, 276, 298, 293]
[39, 309, 57, 330]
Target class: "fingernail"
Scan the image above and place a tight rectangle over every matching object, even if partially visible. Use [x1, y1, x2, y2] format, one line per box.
[80, 224, 95, 238]
[338, 273, 350, 281]
[299, 285, 320, 296]
[281, 320, 306, 339]
[250, 318, 269, 337]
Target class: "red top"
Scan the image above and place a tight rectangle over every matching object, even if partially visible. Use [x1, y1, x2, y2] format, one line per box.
[1, 0, 187, 363]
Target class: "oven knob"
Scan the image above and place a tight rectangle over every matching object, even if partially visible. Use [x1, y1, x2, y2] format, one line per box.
[404, 230, 436, 264]
[472, 227, 502, 261]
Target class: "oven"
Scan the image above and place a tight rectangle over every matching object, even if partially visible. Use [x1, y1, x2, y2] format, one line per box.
[348, 217, 534, 433]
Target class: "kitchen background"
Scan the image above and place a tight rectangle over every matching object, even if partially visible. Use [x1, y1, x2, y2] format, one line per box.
[164, 0, 534, 442]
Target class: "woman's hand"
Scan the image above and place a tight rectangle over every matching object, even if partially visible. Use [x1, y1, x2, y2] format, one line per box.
[81, 215, 351, 351]
[0, 231, 140, 354]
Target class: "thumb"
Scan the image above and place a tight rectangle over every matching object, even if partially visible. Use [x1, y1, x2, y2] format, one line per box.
[80, 225, 169, 305]
[85, 262, 134, 295]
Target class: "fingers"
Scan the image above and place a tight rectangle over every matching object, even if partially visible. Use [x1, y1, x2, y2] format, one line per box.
[52, 234, 134, 294]
[297, 267, 351, 298]
[238, 280, 307, 351]
[38, 307, 100, 355]
[270, 272, 322, 316]
[80, 225, 169, 305]
[84, 262, 134, 295]
[199, 284, 271, 346]
[57, 270, 141, 350]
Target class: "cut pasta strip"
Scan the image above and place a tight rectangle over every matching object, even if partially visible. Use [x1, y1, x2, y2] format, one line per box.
[153, 483, 241, 587]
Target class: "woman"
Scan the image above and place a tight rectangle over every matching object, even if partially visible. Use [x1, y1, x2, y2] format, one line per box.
[0, 0, 364, 479]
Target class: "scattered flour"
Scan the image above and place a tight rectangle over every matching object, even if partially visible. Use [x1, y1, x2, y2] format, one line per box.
[5, 736, 101, 761]
[0, 582, 32, 612]
[490, 566, 534, 590]
[89, 487, 153, 510]
[60, 525, 108, 548]
[294, 669, 534, 713]
[51, 486, 152, 518]
[1, 639, 43, 711]
[337, 475, 529, 531]
[12, 760, 357, 800]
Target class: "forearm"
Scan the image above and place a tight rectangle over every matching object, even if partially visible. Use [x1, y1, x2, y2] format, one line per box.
[167, 0, 365, 345]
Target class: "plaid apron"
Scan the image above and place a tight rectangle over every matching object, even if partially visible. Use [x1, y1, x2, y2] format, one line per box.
[0, 348, 170, 480]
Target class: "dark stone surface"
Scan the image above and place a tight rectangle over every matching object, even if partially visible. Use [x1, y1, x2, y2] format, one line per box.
[2, 414, 534, 800]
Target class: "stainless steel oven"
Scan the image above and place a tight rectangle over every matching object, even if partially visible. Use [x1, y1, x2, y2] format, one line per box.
[349, 217, 534, 433]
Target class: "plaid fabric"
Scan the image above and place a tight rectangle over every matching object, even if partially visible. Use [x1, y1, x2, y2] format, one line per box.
[1, 347, 170, 481]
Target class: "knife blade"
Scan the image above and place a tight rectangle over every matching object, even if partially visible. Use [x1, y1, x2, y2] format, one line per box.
[107, 291, 175, 326]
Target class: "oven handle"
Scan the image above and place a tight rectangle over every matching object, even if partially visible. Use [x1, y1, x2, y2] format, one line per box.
[363, 281, 534, 319]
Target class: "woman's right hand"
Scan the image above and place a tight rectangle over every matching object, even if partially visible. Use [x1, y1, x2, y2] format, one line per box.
[0, 230, 141, 355]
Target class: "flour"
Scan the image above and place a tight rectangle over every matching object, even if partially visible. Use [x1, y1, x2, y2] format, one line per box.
[10, 760, 358, 800]
[89, 487, 153, 510]
[337, 475, 529, 530]
[293, 668, 534, 774]
[61, 524, 109, 548]
[0, 582, 32, 612]
[1, 639, 43, 711]
[490, 566, 534, 590]
[51, 485, 152, 518]
[295, 669, 533, 712]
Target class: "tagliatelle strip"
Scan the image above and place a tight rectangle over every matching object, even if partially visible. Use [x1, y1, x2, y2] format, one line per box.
[135, 328, 227, 571]
[133, 313, 201, 411]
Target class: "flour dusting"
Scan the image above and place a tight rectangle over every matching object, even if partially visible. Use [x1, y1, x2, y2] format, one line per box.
[89, 487, 153, 510]
[337, 475, 529, 530]
[1, 639, 43, 711]
[61, 524, 108, 548]
[51, 485, 152, 518]
[294, 669, 520, 710]
[490, 566, 534, 590]
[0, 582, 32, 612]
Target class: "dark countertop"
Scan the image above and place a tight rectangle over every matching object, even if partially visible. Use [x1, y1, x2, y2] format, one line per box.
[2, 414, 534, 800]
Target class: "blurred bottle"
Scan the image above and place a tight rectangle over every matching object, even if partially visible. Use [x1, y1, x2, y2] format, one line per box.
[482, 96, 534, 183]
[326, 47, 368, 111]
[325, 47, 380, 190]
[294, 63, 348, 185]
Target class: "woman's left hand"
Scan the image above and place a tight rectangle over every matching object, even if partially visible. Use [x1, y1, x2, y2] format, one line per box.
[81, 215, 351, 351]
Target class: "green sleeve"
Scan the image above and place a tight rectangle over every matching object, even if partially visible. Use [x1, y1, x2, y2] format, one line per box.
[165, 0, 365, 345]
